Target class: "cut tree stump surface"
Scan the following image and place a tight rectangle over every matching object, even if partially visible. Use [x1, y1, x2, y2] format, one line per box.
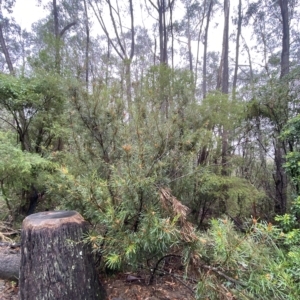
[22, 210, 83, 229]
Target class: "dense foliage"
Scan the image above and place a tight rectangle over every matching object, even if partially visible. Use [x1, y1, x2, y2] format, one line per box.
[1, 0, 300, 298]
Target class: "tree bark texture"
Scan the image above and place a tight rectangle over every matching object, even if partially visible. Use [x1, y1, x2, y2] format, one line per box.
[19, 211, 106, 300]
[0, 251, 19, 281]
[220, 0, 230, 176]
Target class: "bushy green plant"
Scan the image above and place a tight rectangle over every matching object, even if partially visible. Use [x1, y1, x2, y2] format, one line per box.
[0, 72, 68, 154]
[195, 218, 298, 300]
[0, 132, 56, 218]
[42, 67, 266, 280]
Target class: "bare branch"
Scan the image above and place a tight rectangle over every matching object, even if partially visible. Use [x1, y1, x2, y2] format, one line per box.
[0, 116, 17, 131]
[202, 265, 247, 287]
[148, 0, 158, 11]
[88, 0, 124, 59]
[59, 21, 77, 38]
[106, 0, 126, 58]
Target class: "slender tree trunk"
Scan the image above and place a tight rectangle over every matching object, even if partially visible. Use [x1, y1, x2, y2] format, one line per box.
[53, 0, 61, 73]
[274, 141, 287, 213]
[83, 0, 90, 89]
[197, 0, 211, 164]
[273, 0, 289, 214]
[202, 0, 213, 98]
[125, 61, 132, 108]
[149, 0, 171, 116]
[126, 0, 135, 107]
[53, 0, 62, 151]
[154, 37, 157, 65]
[279, 0, 289, 78]
[105, 38, 110, 86]
[187, 9, 193, 72]
[158, 1, 167, 65]
[169, 0, 174, 69]
[0, 1, 14, 74]
[0, 23, 14, 74]
[221, 0, 229, 95]
[220, 0, 230, 176]
[195, 0, 206, 86]
[158, 3, 164, 63]
[162, 0, 168, 64]
[232, 0, 242, 96]
[151, 0, 169, 65]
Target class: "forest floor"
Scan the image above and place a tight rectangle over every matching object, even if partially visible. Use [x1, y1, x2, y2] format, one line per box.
[0, 222, 196, 299]
[0, 251, 196, 300]
[0, 274, 196, 300]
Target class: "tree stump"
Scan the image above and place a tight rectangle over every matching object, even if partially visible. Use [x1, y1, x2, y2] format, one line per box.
[19, 211, 106, 300]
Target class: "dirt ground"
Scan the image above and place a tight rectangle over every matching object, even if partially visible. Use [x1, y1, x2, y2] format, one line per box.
[102, 272, 196, 300]
[0, 234, 196, 299]
[0, 245, 196, 300]
[0, 273, 196, 300]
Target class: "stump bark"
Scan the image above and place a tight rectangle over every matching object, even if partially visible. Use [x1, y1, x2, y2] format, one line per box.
[19, 211, 106, 300]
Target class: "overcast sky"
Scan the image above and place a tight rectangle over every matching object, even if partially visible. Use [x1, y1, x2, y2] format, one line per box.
[13, 0, 45, 30]
[12, 0, 254, 70]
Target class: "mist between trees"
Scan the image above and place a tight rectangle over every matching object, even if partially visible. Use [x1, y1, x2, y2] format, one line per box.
[1, 0, 300, 299]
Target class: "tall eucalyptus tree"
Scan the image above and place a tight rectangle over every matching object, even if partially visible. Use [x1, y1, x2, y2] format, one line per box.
[0, 0, 16, 74]
[273, 0, 290, 214]
[148, 0, 175, 66]
[243, 0, 296, 214]
[216, 0, 230, 177]
[202, 0, 214, 98]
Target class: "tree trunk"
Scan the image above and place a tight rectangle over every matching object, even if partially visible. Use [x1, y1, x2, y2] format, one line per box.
[202, 0, 213, 99]
[125, 61, 132, 108]
[279, 0, 289, 78]
[187, 10, 193, 72]
[274, 140, 287, 214]
[53, 0, 61, 73]
[150, 0, 169, 65]
[232, 0, 242, 96]
[0, 23, 14, 75]
[273, 0, 289, 214]
[220, 0, 230, 176]
[169, 0, 174, 69]
[83, 0, 90, 89]
[19, 211, 106, 300]
[158, 2, 165, 64]
[221, 0, 229, 95]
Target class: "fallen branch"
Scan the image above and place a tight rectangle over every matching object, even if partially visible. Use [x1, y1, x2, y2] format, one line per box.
[202, 265, 247, 287]
[1, 230, 20, 236]
[0, 252, 20, 281]
[149, 254, 181, 285]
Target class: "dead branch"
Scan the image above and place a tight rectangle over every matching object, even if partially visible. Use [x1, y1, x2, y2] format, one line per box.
[202, 265, 247, 287]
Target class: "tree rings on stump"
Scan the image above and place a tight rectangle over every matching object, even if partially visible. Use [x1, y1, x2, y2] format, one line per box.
[19, 210, 106, 300]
